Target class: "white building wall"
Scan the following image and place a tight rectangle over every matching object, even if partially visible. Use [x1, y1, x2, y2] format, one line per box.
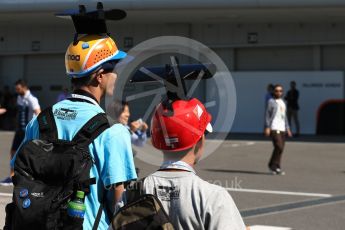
[323, 45, 345, 70]
[0, 22, 344, 133]
[235, 46, 314, 70]
[2, 23, 345, 55]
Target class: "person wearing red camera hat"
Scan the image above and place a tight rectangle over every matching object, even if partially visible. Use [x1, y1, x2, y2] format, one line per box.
[115, 98, 246, 230]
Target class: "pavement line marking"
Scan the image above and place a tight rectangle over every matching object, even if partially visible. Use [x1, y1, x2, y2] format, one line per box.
[0, 193, 12, 197]
[226, 188, 332, 198]
[250, 226, 292, 230]
[241, 195, 345, 218]
[223, 142, 256, 148]
[0, 131, 15, 134]
[245, 141, 255, 146]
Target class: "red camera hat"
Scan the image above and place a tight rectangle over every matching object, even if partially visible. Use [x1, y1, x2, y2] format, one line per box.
[151, 98, 212, 152]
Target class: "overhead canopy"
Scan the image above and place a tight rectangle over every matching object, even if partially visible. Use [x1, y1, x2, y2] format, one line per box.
[2, 0, 345, 12]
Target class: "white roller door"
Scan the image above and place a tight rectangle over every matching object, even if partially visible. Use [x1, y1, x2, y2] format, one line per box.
[236, 46, 314, 71]
[0, 55, 25, 88]
[24, 54, 70, 109]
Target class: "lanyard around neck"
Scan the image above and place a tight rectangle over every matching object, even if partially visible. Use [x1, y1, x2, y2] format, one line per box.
[160, 160, 196, 174]
[70, 94, 99, 107]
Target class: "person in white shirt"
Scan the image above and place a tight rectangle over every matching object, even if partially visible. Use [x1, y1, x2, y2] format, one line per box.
[113, 98, 247, 230]
[0, 79, 41, 186]
[264, 84, 292, 175]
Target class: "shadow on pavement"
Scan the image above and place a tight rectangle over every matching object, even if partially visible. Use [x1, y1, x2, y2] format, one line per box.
[207, 132, 345, 143]
[204, 168, 272, 175]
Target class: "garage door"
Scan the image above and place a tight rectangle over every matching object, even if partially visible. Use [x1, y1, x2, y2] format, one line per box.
[24, 54, 70, 109]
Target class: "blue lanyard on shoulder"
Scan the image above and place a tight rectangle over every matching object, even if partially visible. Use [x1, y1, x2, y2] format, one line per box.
[160, 160, 196, 174]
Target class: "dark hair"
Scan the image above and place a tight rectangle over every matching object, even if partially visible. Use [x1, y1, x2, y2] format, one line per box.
[107, 100, 128, 120]
[15, 79, 27, 87]
[274, 84, 283, 90]
[70, 61, 116, 89]
[71, 75, 92, 89]
[267, 83, 274, 91]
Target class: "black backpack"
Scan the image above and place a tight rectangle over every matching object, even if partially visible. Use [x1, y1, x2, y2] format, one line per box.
[112, 178, 175, 230]
[4, 107, 109, 230]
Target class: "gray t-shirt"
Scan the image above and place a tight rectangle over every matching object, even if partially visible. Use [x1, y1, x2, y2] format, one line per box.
[114, 171, 246, 230]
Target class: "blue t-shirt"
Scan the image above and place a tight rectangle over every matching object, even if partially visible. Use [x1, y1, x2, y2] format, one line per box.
[11, 98, 137, 230]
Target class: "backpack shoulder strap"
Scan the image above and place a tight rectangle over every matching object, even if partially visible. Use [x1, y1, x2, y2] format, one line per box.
[37, 106, 58, 140]
[126, 177, 146, 204]
[72, 113, 110, 146]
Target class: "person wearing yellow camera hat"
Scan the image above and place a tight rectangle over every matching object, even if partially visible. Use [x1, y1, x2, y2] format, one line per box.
[10, 34, 137, 229]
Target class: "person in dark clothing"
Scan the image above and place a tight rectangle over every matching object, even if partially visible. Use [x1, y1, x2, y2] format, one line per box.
[0, 106, 6, 115]
[0, 80, 41, 186]
[265, 83, 274, 106]
[285, 81, 300, 136]
[1, 86, 16, 130]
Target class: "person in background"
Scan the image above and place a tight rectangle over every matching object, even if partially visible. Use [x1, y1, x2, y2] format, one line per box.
[263, 83, 275, 129]
[0, 104, 6, 130]
[0, 104, 7, 129]
[56, 87, 70, 102]
[0, 90, 6, 126]
[0, 91, 6, 115]
[0, 106, 6, 115]
[0, 79, 41, 186]
[285, 81, 300, 137]
[1, 86, 13, 110]
[0, 87, 6, 115]
[110, 100, 148, 147]
[265, 83, 274, 106]
[264, 84, 292, 175]
[0, 86, 16, 130]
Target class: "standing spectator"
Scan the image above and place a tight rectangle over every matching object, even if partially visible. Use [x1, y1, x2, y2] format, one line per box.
[285, 81, 300, 137]
[263, 83, 274, 129]
[56, 87, 70, 102]
[264, 84, 292, 175]
[0, 88, 6, 116]
[0, 106, 6, 115]
[0, 103, 7, 133]
[109, 100, 148, 147]
[1, 86, 17, 130]
[265, 83, 274, 106]
[0, 88, 3, 104]
[113, 98, 246, 230]
[2, 86, 13, 110]
[0, 89, 4, 127]
[0, 80, 41, 186]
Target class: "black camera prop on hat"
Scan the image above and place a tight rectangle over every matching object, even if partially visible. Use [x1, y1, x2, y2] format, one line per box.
[56, 3, 216, 108]
[130, 59, 215, 101]
[55, 2, 126, 40]
[129, 57, 216, 115]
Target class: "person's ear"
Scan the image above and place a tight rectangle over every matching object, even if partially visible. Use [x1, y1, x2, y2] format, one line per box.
[94, 69, 105, 84]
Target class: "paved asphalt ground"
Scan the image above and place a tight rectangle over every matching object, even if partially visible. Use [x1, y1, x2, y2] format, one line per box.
[0, 131, 344, 229]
